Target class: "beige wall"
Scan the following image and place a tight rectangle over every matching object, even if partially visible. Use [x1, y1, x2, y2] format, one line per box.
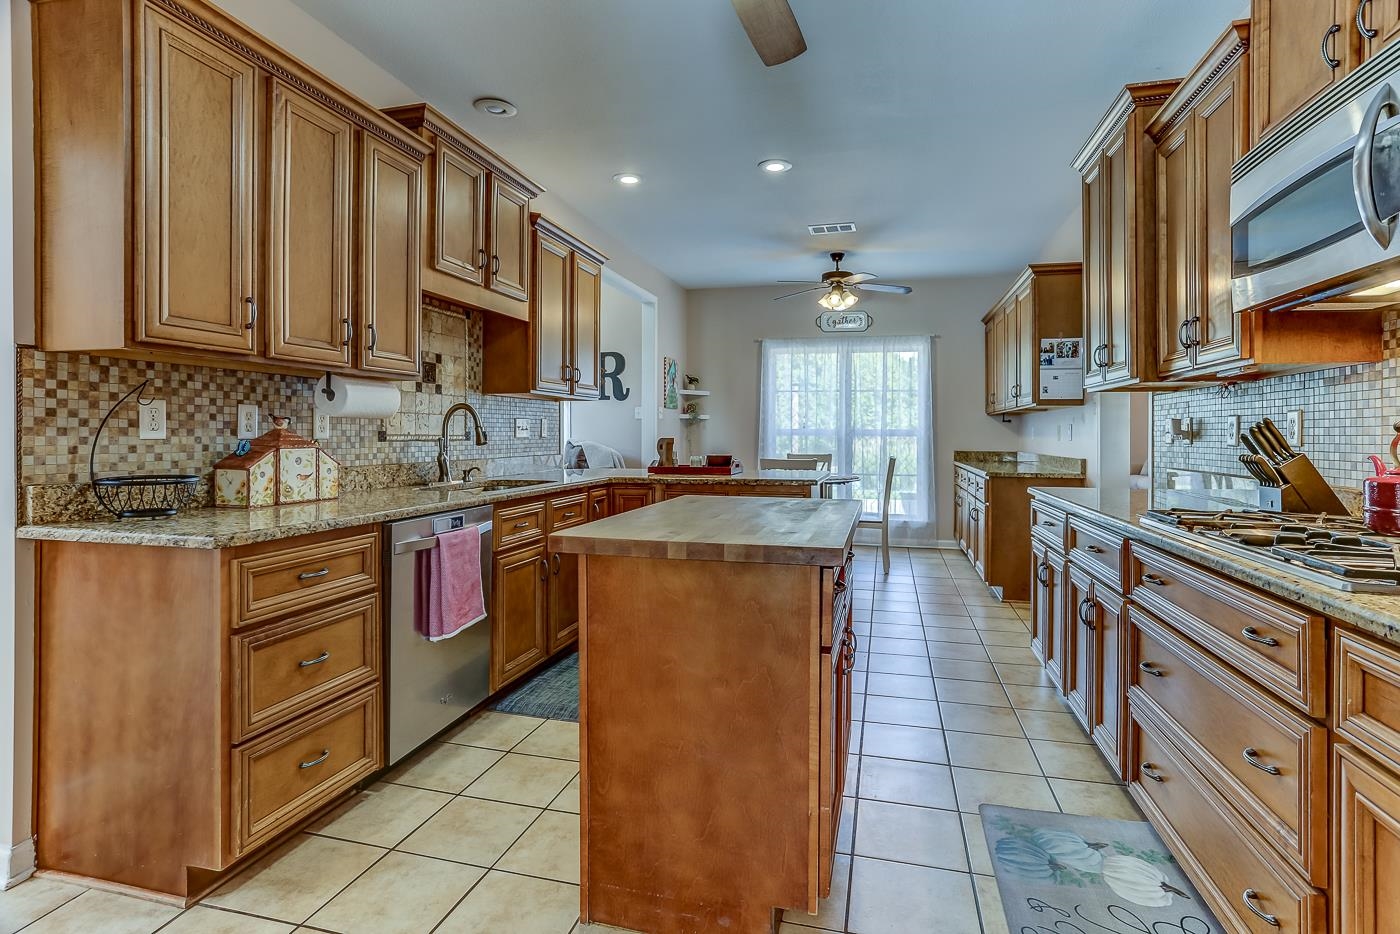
[685, 277, 1023, 543]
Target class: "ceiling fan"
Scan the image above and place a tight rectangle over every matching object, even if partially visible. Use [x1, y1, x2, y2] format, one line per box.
[773, 253, 914, 310]
[731, 0, 806, 66]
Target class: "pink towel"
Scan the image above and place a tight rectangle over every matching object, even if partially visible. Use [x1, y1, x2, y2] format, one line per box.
[414, 526, 487, 642]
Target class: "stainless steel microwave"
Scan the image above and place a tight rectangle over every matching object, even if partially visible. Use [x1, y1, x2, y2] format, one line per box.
[1232, 48, 1400, 312]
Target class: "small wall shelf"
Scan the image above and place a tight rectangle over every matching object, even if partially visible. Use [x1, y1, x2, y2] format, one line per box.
[678, 414, 710, 421]
[678, 389, 711, 397]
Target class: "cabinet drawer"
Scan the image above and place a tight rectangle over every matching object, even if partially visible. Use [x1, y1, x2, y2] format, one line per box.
[231, 685, 380, 857]
[1127, 704, 1327, 934]
[495, 500, 545, 551]
[1129, 609, 1327, 882]
[1030, 500, 1067, 548]
[547, 493, 588, 531]
[1128, 544, 1325, 716]
[231, 595, 380, 742]
[1066, 516, 1123, 590]
[232, 532, 379, 628]
[824, 562, 853, 650]
[1335, 629, 1400, 775]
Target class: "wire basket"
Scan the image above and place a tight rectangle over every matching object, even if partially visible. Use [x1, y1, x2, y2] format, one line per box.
[89, 380, 200, 520]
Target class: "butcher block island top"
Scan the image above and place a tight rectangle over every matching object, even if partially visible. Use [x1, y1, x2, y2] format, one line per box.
[554, 496, 861, 934]
[549, 494, 862, 564]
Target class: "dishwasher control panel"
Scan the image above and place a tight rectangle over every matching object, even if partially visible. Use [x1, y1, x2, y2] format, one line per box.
[433, 514, 467, 534]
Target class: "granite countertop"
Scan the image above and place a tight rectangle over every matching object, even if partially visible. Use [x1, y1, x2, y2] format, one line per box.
[954, 450, 1087, 479]
[1029, 486, 1400, 647]
[550, 496, 863, 566]
[16, 468, 829, 550]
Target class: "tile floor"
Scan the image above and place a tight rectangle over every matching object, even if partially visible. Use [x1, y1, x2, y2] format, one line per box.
[0, 547, 1142, 934]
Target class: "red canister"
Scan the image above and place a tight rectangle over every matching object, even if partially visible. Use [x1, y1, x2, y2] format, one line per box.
[1364, 425, 1400, 535]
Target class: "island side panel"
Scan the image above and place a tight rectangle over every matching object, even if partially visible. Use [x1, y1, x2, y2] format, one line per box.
[578, 554, 820, 934]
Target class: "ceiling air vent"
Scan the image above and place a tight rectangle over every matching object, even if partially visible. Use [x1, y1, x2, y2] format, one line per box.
[807, 222, 857, 236]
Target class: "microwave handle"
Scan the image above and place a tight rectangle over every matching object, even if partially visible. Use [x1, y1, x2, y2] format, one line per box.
[1354, 82, 1400, 249]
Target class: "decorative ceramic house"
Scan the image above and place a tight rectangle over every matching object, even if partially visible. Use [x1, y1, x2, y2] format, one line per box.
[214, 417, 340, 508]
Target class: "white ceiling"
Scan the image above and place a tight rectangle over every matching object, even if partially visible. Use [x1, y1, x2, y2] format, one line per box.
[290, 0, 1246, 289]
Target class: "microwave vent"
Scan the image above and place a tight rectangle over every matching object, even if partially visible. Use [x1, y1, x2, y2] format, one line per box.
[807, 222, 857, 236]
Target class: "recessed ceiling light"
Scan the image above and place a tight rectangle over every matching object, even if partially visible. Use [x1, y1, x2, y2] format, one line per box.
[759, 159, 793, 173]
[613, 173, 642, 186]
[473, 97, 518, 118]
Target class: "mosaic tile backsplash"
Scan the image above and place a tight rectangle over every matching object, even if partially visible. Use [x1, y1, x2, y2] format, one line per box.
[20, 299, 561, 521]
[1152, 308, 1400, 494]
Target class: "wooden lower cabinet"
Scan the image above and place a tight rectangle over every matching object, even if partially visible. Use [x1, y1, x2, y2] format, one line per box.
[610, 484, 655, 514]
[36, 526, 382, 901]
[1334, 744, 1400, 934]
[955, 464, 1082, 601]
[490, 543, 549, 692]
[1030, 539, 1066, 688]
[547, 549, 580, 653]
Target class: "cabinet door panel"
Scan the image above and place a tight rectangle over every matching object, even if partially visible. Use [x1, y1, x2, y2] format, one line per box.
[1103, 137, 1133, 381]
[1335, 744, 1400, 934]
[434, 144, 487, 286]
[548, 550, 580, 653]
[1090, 588, 1125, 777]
[1015, 289, 1034, 406]
[1001, 305, 1018, 409]
[984, 320, 998, 413]
[139, 12, 256, 353]
[1064, 567, 1093, 730]
[489, 178, 531, 301]
[1193, 68, 1249, 369]
[1031, 542, 1065, 689]
[267, 82, 353, 367]
[1082, 161, 1107, 388]
[359, 138, 422, 375]
[1156, 124, 1195, 377]
[572, 253, 603, 399]
[492, 545, 548, 691]
[1361, 0, 1400, 60]
[1255, 0, 1350, 140]
[533, 231, 573, 395]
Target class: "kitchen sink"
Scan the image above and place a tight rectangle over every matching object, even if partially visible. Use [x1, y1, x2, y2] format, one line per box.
[420, 477, 554, 492]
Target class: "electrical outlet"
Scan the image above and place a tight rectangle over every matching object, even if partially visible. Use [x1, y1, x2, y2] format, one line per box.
[633, 406, 643, 421]
[237, 404, 260, 440]
[513, 418, 530, 439]
[1286, 409, 1304, 447]
[313, 412, 332, 441]
[138, 399, 167, 440]
[1230, 415, 1242, 445]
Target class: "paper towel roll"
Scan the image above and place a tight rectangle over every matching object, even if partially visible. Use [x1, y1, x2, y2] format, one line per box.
[315, 375, 401, 418]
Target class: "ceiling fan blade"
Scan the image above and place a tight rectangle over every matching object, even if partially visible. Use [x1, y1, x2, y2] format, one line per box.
[772, 286, 826, 301]
[841, 272, 877, 284]
[854, 282, 913, 294]
[776, 280, 820, 284]
[731, 0, 807, 66]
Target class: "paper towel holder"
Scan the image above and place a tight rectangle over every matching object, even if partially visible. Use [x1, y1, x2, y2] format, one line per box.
[320, 372, 337, 403]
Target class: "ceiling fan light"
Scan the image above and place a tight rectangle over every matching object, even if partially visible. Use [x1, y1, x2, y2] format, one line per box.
[817, 285, 858, 311]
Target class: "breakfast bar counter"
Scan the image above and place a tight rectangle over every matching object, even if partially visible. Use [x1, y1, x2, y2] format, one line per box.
[550, 496, 862, 934]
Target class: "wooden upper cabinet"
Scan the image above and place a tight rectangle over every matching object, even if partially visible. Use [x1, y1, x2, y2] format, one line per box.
[383, 104, 545, 320]
[267, 81, 354, 368]
[1075, 80, 1179, 392]
[1253, 0, 1354, 142]
[1357, 0, 1400, 61]
[572, 252, 604, 399]
[1154, 119, 1196, 379]
[33, 0, 429, 376]
[982, 264, 1084, 415]
[359, 137, 423, 376]
[489, 178, 532, 302]
[139, 10, 257, 354]
[533, 229, 574, 396]
[433, 143, 488, 288]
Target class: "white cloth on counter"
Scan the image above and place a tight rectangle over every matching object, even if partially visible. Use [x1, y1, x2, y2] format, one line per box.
[566, 440, 628, 468]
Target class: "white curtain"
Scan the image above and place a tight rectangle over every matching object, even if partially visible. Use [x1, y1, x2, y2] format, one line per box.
[758, 335, 936, 545]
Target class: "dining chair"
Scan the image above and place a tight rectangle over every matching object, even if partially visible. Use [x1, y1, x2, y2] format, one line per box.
[760, 457, 820, 470]
[787, 452, 833, 469]
[857, 456, 897, 574]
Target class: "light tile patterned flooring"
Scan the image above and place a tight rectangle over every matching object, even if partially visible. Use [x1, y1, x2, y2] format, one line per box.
[1, 547, 1142, 934]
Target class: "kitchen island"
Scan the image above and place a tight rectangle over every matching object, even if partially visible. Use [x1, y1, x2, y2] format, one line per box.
[551, 495, 863, 934]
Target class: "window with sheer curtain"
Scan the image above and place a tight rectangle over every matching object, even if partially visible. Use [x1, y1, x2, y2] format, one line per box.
[758, 335, 935, 543]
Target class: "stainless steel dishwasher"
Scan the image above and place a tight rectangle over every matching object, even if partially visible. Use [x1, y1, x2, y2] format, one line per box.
[386, 506, 493, 765]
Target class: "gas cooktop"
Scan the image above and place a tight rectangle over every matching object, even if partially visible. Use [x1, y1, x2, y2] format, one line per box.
[1140, 508, 1400, 594]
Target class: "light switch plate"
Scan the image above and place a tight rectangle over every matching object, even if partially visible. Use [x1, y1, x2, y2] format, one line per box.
[138, 399, 167, 440]
[1286, 409, 1304, 447]
[237, 404, 259, 440]
[513, 418, 530, 439]
[1230, 415, 1242, 446]
[313, 412, 332, 441]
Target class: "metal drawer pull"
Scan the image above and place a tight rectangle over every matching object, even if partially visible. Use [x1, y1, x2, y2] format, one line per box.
[1077, 596, 1096, 629]
[298, 651, 330, 668]
[298, 567, 330, 581]
[1036, 562, 1050, 587]
[299, 748, 331, 770]
[1084, 544, 1104, 554]
[1138, 661, 1165, 678]
[513, 520, 532, 530]
[244, 296, 258, 330]
[1140, 573, 1168, 586]
[561, 511, 577, 518]
[1242, 889, 1280, 927]
[1243, 747, 1282, 775]
[1323, 23, 1342, 69]
[1241, 626, 1279, 647]
[1360, 0, 1378, 38]
[1139, 763, 1165, 783]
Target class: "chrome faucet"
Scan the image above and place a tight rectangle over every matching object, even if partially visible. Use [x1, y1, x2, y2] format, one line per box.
[437, 402, 488, 483]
